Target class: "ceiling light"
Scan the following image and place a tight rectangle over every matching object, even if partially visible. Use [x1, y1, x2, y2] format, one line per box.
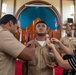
[25, 4, 52, 7]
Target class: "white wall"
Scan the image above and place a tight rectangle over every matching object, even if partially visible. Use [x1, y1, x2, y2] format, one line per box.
[16, 0, 26, 13]
[74, 0, 76, 23]
[62, 0, 74, 24]
[2, 0, 14, 15]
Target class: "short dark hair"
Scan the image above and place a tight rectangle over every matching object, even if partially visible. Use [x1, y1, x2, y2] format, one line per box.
[0, 14, 17, 25]
[35, 20, 47, 26]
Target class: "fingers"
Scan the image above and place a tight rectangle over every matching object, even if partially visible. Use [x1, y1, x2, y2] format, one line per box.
[47, 64, 54, 68]
[31, 40, 38, 48]
[47, 62, 58, 68]
[47, 64, 55, 68]
[51, 38, 59, 44]
[26, 41, 38, 48]
[26, 42, 32, 47]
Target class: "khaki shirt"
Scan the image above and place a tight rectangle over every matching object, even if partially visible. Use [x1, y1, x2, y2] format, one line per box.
[0, 26, 25, 75]
[26, 39, 57, 75]
[60, 36, 76, 51]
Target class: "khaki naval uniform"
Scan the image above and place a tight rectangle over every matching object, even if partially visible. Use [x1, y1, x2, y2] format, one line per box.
[60, 36, 76, 75]
[0, 26, 25, 75]
[60, 36, 76, 51]
[23, 39, 57, 75]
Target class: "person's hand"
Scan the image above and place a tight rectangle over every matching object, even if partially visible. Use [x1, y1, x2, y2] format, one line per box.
[46, 42, 55, 49]
[51, 38, 60, 44]
[26, 40, 38, 48]
[47, 62, 57, 68]
[23, 41, 38, 60]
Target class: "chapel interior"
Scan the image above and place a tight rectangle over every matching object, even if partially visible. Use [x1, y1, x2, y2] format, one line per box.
[0, 0, 76, 75]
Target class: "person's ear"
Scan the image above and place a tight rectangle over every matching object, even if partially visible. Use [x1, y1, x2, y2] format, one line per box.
[9, 21, 13, 27]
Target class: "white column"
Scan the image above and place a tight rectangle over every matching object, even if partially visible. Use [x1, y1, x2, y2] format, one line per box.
[75, 0, 76, 23]
[0, 0, 2, 18]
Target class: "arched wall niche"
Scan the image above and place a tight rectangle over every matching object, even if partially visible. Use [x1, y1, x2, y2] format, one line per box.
[15, 1, 61, 43]
[15, 1, 61, 29]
